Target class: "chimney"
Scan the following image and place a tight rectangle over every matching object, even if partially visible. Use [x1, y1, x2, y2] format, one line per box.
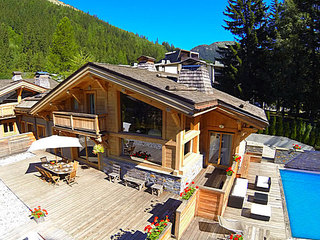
[12, 72, 23, 81]
[34, 72, 51, 89]
[137, 55, 156, 71]
[177, 61, 213, 93]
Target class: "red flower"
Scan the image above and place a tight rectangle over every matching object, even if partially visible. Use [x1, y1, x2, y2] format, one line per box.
[154, 216, 158, 222]
[192, 181, 195, 184]
[186, 182, 189, 185]
[164, 223, 167, 226]
[160, 219, 164, 222]
[180, 193, 183, 197]
[151, 222, 155, 225]
[196, 186, 199, 189]
[166, 215, 168, 218]
[155, 223, 159, 226]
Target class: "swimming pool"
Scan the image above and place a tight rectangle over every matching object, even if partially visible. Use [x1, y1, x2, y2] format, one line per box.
[280, 169, 320, 240]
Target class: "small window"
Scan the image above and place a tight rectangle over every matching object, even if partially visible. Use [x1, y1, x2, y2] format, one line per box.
[73, 97, 79, 111]
[184, 140, 193, 157]
[9, 122, 14, 132]
[27, 123, 34, 133]
[3, 123, 8, 133]
[21, 121, 25, 133]
[37, 125, 46, 139]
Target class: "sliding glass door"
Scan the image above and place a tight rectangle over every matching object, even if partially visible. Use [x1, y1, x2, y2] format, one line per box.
[208, 132, 233, 166]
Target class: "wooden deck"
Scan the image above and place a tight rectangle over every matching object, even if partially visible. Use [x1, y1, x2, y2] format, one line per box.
[181, 161, 288, 240]
[0, 151, 180, 240]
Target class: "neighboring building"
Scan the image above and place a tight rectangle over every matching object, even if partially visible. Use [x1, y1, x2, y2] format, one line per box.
[0, 72, 58, 138]
[155, 49, 215, 85]
[16, 59, 268, 194]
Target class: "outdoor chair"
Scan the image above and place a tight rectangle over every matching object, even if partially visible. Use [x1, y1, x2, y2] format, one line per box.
[40, 156, 48, 163]
[228, 178, 248, 209]
[106, 164, 121, 183]
[35, 166, 47, 182]
[217, 216, 245, 235]
[254, 176, 271, 192]
[73, 160, 79, 171]
[43, 170, 60, 185]
[65, 169, 77, 186]
[250, 203, 271, 221]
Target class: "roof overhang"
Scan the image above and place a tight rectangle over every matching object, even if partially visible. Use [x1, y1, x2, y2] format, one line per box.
[30, 63, 196, 115]
[0, 80, 47, 98]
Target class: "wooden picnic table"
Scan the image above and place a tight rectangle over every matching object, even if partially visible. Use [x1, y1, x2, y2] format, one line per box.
[42, 162, 73, 175]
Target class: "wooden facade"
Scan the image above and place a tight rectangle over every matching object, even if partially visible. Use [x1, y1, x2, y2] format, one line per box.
[16, 63, 267, 194]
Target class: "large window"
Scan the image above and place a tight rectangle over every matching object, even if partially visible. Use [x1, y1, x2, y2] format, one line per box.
[122, 138, 162, 165]
[121, 93, 162, 137]
[208, 132, 233, 166]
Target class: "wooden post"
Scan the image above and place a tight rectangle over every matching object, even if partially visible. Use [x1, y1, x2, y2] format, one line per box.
[95, 115, 99, 135]
[70, 114, 74, 130]
[17, 88, 23, 103]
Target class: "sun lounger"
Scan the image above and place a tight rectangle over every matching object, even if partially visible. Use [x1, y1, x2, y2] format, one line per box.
[250, 203, 271, 221]
[217, 216, 245, 234]
[254, 176, 271, 192]
[228, 178, 248, 209]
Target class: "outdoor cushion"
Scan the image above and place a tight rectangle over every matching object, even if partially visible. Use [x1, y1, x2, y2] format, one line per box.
[250, 203, 271, 221]
[256, 176, 270, 189]
[232, 178, 248, 197]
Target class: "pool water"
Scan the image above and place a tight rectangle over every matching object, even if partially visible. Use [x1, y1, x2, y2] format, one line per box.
[280, 169, 320, 240]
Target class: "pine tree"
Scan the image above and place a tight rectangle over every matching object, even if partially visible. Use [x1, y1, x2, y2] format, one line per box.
[284, 120, 290, 138]
[290, 120, 297, 140]
[47, 17, 78, 75]
[264, 111, 270, 135]
[270, 115, 277, 136]
[223, 0, 269, 104]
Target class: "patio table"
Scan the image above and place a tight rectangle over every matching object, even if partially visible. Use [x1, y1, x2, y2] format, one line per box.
[41, 162, 73, 175]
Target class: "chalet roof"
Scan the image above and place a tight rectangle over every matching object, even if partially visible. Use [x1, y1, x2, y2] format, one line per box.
[15, 92, 49, 110]
[285, 151, 320, 172]
[0, 77, 59, 90]
[30, 62, 268, 128]
[0, 80, 49, 98]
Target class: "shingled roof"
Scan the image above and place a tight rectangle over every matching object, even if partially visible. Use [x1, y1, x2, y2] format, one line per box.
[30, 62, 268, 128]
[285, 151, 320, 172]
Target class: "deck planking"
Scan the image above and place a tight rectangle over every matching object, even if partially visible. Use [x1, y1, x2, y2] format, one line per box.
[0, 151, 178, 240]
[181, 160, 288, 240]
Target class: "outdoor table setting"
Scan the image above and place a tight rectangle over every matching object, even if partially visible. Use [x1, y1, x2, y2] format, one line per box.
[41, 162, 73, 175]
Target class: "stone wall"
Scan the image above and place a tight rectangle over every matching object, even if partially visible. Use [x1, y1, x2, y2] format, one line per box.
[102, 154, 203, 195]
[274, 148, 303, 164]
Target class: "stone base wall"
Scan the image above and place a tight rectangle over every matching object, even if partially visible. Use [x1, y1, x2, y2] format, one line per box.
[274, 148, 303, 164]
[102, 154, 203, 195]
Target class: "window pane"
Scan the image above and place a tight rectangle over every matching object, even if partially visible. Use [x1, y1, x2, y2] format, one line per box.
[121, 93, 162, 137]
[209, 132, 220, 164]
[9, 122, 14, 132]
[3, 123, 8, 133]
[122, 138, 162, 165]
[220, 134, 232, 166]
[184, 140, 193, 156]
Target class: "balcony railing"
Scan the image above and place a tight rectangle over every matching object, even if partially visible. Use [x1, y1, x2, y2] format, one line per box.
[53, 111, 107, 135]
[0, 102, 18, 118]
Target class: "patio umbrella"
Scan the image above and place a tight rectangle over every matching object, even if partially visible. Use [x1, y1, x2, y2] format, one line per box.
[28, 135, 82, 152]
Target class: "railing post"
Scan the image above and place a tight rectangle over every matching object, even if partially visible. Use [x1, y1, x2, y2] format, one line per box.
[95, 115, 99, 135]
[53, 113, 56, 126]
[70, 114, 74, 130]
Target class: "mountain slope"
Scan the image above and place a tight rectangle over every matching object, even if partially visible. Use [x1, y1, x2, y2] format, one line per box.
[191, 41, 235, 62]
[0, 0, 169, 78]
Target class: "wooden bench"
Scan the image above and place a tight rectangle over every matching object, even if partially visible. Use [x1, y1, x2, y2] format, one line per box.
[151, 184, 163, 196]
[123, 175, 145, 191]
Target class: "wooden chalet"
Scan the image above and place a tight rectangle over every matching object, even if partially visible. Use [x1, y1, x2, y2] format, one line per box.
[15, 60, 268, 194]
[0, 72, 57, 138]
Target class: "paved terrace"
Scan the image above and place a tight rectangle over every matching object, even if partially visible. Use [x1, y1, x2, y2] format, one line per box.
[0, 151, 180, 240]
[181, 161, 288, 240]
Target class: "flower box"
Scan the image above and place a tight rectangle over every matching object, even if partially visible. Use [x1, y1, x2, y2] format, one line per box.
[157, 222, 172, 240]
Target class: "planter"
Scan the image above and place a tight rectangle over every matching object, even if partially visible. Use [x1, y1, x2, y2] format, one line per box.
[34, 216, 45, 224]
[157, 222, 172, 240]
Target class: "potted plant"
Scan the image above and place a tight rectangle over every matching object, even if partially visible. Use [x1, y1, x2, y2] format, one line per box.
[93, 144, 104, 155]
[144, 215, 171, 240]
[180, 182, 198, 200]
[233, 154, 241, 163]
[131, 151, 151, 161]
[30, 206, 48, 223]
[226, 167, 234, 176]
[228, 233, 244, 240]
[293, 144, 301, 150]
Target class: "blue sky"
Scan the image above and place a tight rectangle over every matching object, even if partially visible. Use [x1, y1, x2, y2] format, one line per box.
[62, 0, 273, 50]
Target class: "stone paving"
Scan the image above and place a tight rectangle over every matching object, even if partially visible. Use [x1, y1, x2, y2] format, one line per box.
[0, 179, 32, 238]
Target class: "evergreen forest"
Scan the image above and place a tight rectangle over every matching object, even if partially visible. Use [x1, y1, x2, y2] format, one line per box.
[0, 0, 176, 79]
[219, 0, 320, 148]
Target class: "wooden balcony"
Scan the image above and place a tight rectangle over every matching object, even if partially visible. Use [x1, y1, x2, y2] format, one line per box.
[0, 102, 18, 119]
[53, 111, 107, 135]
